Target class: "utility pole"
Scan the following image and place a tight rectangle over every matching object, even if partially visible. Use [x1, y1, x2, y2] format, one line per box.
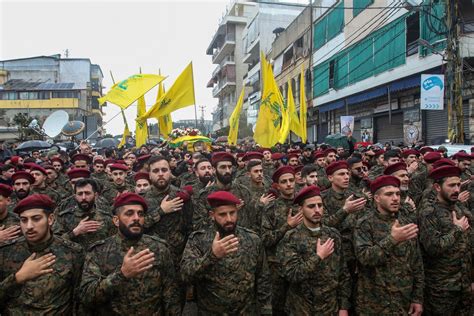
[200, 104, 205, 132]
[445, 0, 464, 143]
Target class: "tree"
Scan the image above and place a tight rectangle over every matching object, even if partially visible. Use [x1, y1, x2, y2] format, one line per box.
[12, 113, 33, 141]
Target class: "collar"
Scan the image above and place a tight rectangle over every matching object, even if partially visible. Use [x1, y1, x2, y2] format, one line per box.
[27, 233, 54, 253]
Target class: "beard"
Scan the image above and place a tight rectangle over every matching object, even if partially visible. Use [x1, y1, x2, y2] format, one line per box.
[214, 220, 236, 237]
[441, 190, 458, 205]
[78, 200, 94, 211]
[216, 172, 233, 185]
[152, 178, 169, 190]
[119, 220, 144, 240]
[16, 189, 29, 199]
[199, 175, 214, 185]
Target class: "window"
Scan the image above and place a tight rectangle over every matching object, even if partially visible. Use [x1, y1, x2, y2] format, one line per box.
[406, 12, 420, 56]
[329, 60, 335, 89]
[353, 0, 374, 17]
[52, 91, 79, 98]
[313, 2, 344, 50]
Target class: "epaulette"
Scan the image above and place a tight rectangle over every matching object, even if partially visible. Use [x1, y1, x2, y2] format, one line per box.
[0, 236, 24, 249]
[56, 236, 83, 252]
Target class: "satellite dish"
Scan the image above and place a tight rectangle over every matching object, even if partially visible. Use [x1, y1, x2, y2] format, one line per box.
[43, 110, 69, 137]
[62, 121, 85, 136]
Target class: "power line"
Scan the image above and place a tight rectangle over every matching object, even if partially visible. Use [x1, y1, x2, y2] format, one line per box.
[257, 0, 427, 10]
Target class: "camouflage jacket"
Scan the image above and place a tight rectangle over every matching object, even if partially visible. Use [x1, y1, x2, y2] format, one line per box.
[354, 209, 424, 315]
[0, 235, 84, 315]
[315, 165, 331, 190]
[419, 201, 473, 292]
[31, 186, 62, 205]
[101, 182, 133, 202]
[278, 224, 351, 315]
[144, 185, 193, 266]
[261, 197, 296, 264]
[409, 170, 428, 206]
[262, 162, 275, 182]
[321, 188, 367, 262]
[180, 226, 272, 315]
[194, 182, 255, 233]
[7, 192, 31, 214]
[79, 234, 181, 315]
[53, 204, 115, 250]
[0, 211, 20, 245]
[368, 164, 384, 181]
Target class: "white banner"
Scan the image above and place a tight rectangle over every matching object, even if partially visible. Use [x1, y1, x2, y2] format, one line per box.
[420, 74, 444, 110]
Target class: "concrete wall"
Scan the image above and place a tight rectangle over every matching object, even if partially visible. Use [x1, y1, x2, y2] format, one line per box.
[59, 59, 91, 89]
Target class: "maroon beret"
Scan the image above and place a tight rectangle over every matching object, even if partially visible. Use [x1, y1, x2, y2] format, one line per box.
[29, 164, 47, 175]
[325, 161, 349, 176]
[67, 168, 91, 180]
[211, 152, 235, 166]
[432, 158, 456, 169]
[374, 149, 385, 158]
[207, 191, 241, 208]
[272, 166, 295, 183]
[104, 159, 116, 166]
[116, 160, 126, 164]
[12, 171, 34, 184]
[383, 162, 407, 175]
[14, 194, 55, 215]
[93, 159, 105, 165]
[424, 152, 442, 164]
[242, 152, 264, 162]
[50, 157, 64, 165]
[0, 184, 12, 198]
[453, 151, 472, 161]
[287, 153, 299, 160]
[402, 149, 419, 157]
[370, 175, 400, 194]
[23, 163, 35, 170]
[10, 156, 21, 165]
[271, 153, 285, 160]
[294, 165, 304, 173]
[293, 185, 321, 205]
[43, 164, 55, 171]
[323, 148, 336, 156]
[182, 185, 194, 196]
[71, 154, 91, 164]
[314, 151, 325, 159]
[137, 154, 151, 163]
[236, 153, 245, 159]
[114, 192, 148, 212]
[259, 148, 271, 153]
[429, 166, 461, 181]
[268, 183, 280, 199]
[109, 163, 128, 172]
[133, 172, 150, 182]
[176, 190, 191, 202]
[420, 147, 434, 155]
[288, 149, 302, 155]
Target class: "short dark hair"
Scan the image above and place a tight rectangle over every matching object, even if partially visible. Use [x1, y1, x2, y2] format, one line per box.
[195, 158, 211, 170]
[384, 150, 400, 160]
[1, 164, 14, 172]
[247, 160, 262, 172]
[74, 178, 100, 194]
[301, 165, 318, 178]
[347, 157, 362, 167]
[148, 155, 169, 166]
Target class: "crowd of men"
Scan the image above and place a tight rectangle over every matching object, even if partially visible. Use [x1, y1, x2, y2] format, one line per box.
[0, 138, 473, 315]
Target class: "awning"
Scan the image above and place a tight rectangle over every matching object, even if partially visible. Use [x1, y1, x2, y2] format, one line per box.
[347, 86, 387, 105]
[318, 100, 345, 113]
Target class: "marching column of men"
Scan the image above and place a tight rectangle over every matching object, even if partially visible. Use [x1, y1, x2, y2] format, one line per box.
[0, 143, 472, 315]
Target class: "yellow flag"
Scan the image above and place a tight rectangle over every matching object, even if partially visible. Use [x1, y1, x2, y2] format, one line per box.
[137, 63, 195, 123]
[156, 81, 173, 137]
[254, 52, 288, 147]
[299, 67, 307, 143]
[287, 81, 304, 139]
[118, 124, 130, 148]
[99, 74, 165, 110]
[228, 88, 245, 146]
[135, 96, 148, 147]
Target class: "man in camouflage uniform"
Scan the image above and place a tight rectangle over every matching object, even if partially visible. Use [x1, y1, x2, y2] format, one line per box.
[354, 175, 424, 315]
[144, 155, 193, 267]
[50, 156, 68, 186]
[79, 192, 181, 314]
[409, 152, 442, 206]
[54, 178, 115, 249]
[0, 194, 84, 315]
[102, 163, 134, 201]
[367, 149, 385, 180]
[134, 172, 151, 196]
[384, 162, 418, 221]
[347, 156, 370, 195]
[300, 164, 318, 187]
[194, 152, 254, 232]
[180, 190, 272, 315]
[314, 151, 331, 190]
[261, 148, 275, 181]
[8, 171, 34, 212]
[0, 184, 20, 244]
[29, 164, 61, 204]
[91, 158, 108, 185]
[261, 166, 303, 315]
[44, 164, 69, 199]
[182, 158, 214, 191]
[419, 166, 473, 315]
[278, 185, 351, 315]
[247, 160, 270, 201]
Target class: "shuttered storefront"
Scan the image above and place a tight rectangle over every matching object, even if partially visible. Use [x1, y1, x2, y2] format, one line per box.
[318, 123, 329, 144]
[374, 113, 404, 144]
[424, 103, 469, 145]
[353, 120, 362, 142]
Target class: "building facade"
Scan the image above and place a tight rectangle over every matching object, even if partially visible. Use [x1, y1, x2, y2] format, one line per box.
[309, 0, 474, 145]
[0, 54, 104, 140]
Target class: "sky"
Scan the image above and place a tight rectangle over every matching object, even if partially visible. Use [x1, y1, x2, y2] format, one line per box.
[0, 0, 231, 135]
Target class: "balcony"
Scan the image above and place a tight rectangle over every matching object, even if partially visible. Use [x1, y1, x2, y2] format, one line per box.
[212, 76, 236, 97]
[211, 55, 235, 80]
[212, 33, 236, 64]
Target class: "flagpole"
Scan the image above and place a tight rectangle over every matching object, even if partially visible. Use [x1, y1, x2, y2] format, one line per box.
[190, 62, 198, 129]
